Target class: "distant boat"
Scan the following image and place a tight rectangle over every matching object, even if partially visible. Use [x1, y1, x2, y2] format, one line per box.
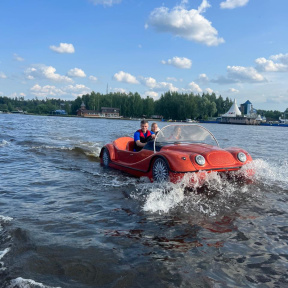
[11, 110, 24, 114]
[279, 117, 288, 124]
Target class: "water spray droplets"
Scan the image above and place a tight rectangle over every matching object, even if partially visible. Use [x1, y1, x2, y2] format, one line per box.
[140, 169, 258, 216]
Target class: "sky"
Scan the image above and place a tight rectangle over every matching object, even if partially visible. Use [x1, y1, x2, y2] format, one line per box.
[1, 0, 288, 111]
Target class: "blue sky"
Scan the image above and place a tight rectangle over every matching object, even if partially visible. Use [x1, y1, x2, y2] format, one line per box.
[1, 0, 288, 111]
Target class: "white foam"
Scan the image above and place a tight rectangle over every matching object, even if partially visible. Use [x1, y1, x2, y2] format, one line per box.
[0, 248, 10, 260]
[0, 215, 13, 222]
[140, 164, 264, 215]
[143, 183, 185, 214]
[245, 158, 288, 189]
[83, 145, 101, 157]
[31, 145, 73, 150]
[0, 140, 9, 147]
[7, 277, 62, 288]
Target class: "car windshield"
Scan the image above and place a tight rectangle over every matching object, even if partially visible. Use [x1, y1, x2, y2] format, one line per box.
[154, 124, 219, 150]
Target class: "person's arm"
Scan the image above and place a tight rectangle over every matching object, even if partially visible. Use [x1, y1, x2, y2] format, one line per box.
[135, 140, 146, 148]
[134, 131, 146, 148]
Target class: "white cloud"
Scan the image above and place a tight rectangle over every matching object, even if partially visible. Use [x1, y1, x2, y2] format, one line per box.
[198, 73, 209, 82]
[65, 84, 91, 96]
[227, 65, 266, 82]
[270, 53, 288, 64]
[255, 57, 288, 72]
[220, 0, 249, 9]
[228, 88, 239, 93]
[188, 81, 203, 93]
[205, 88, 213, 94]
[156, 82, 178, 92]
[13, 53, 24, 62]
[255, 53, 288, 72]
[166, 77, 178, 82]
[0, 72, 7, 79]
[10, 92, 26, 97]
[140, 76, 178, 92]
[147, 1, 224, 46]
[30, 83, 91, 98]
[49, 43, 75, 54]
[140, 77, 157, 88]
[161, 56, 192, 69]
[25, 65, 73, 82]
[198, 0, 211, 13]
[67, 68, 86, 78]
[113, 71, 139, 84]
[30, 84, 65, 97]
[89, 0, 122, 6]
[89, 75, 98, 81]
[111, 88, 127, 93]
[213, 65, 266, 84]
[144, 91, 159, 98]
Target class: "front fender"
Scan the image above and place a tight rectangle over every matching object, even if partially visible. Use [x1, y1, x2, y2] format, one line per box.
[100, 144, 115, 161]
[152, 151, 197, 173]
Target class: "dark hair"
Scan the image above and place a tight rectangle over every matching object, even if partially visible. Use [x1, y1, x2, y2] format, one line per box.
[141, 120, 148, 125]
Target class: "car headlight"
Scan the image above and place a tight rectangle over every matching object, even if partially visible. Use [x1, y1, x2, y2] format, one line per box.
[195, 155, 205, 166]
[237, 152, 247, 162]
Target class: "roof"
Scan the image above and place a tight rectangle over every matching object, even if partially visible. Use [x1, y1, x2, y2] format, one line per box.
[222, 99, 242, 117]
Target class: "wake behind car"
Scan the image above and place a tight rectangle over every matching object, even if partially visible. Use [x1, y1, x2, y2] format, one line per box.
[100, 124, 253, 183]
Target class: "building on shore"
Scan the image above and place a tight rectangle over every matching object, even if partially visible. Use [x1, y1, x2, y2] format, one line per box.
[220, 99, 264, 125]
[77, 102, 121, 118]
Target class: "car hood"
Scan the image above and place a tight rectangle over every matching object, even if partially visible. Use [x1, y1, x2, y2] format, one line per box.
[159, 143, 242, 167]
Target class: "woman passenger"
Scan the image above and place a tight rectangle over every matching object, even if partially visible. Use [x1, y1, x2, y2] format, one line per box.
[151, 122, 160, 135]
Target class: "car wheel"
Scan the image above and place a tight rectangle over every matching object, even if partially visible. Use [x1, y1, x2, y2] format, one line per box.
[152, 158, 169, 182]
[102, 148, 110, 167]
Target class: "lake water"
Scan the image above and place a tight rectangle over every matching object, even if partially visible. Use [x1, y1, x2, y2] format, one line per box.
[0, 114, 287, 288]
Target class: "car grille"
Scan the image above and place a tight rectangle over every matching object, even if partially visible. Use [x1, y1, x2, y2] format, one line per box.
[207, 151, 235, 166]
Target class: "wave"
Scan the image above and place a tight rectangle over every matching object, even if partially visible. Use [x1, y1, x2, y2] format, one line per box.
[0, 247, 10, 261]
[6, 277, 61, 288]
[136, 158, 287, 215]
[29, 142, 103, 158]
[0, 215, 13, 223]
[0, 140, 9, 147]
[246, 158, 288, 189]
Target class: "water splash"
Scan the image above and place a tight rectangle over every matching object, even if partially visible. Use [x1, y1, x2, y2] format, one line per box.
[139, 158, 286, 215]
[245, 158, 288, 189]
[0, 216, 13, 223]
[7, 277, 61, 288]
[0, 247, 10, 261]
[0, 140, 9, 147]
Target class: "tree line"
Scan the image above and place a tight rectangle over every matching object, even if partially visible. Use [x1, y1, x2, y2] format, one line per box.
[0, 92, 286, 121]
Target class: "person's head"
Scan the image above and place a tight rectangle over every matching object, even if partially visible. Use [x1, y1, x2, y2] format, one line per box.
[174, 126, 181, 135]
[140, 120, 149, 133]
[151, 122, 158, 132]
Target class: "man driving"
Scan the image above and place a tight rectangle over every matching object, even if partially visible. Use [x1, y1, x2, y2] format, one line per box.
[134, 120, 155, 152]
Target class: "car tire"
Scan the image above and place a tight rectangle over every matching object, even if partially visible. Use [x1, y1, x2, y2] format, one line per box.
[102, 148, 110, 167]
[152, 158, 169, 182]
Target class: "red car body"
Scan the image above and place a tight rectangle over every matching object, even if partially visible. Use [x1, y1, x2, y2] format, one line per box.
[100, 124, 253, 183]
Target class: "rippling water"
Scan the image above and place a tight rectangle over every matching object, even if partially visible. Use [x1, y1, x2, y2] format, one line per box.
[0, 114, 287, 288]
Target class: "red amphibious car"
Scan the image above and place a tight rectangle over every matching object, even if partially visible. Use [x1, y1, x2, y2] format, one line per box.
[100, 124, 253, 183]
